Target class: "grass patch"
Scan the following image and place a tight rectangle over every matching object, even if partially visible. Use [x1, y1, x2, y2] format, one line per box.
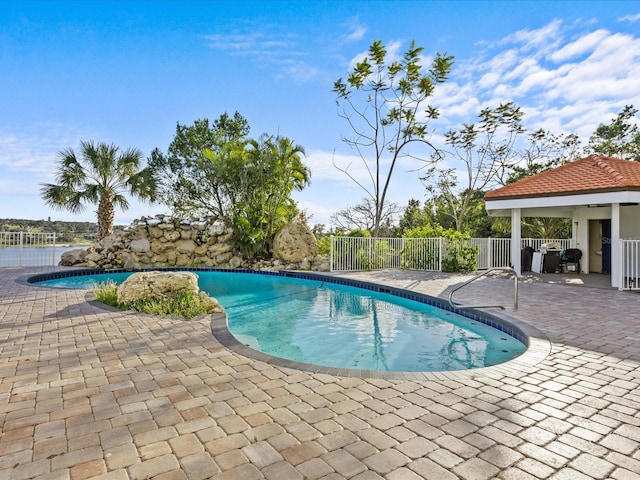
[93, 281, 212, 319]
[93, 280, 119, 307]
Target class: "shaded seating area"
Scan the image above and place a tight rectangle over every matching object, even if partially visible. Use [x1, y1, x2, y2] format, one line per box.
[525, 245, 581, 274]
[484, 155, 640, 288]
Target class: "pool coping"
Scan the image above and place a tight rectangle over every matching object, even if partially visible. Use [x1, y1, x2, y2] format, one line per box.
[24, 267, 552, 381]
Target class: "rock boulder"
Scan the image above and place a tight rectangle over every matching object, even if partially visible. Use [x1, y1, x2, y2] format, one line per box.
[272, 223, 318, 263]
[59, 248, 88, 266]
[115, 271, 224, 314]
[116, 271, 198, 304]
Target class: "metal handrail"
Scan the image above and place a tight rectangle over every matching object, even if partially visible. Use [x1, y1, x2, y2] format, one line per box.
[448, 267, 519, 310]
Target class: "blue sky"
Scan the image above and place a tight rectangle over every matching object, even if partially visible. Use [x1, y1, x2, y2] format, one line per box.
[1, 0, 640, 227]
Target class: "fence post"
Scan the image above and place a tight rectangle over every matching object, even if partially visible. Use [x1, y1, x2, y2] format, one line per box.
[52, 233, 57, 266]
[330, 235, 334, 272]
[438, 237, 443, 272]
[487, 237, 494, 268]
[19, 232, 24, 267]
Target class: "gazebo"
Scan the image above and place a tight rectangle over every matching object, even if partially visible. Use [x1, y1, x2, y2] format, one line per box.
[484, 155, 640, 288]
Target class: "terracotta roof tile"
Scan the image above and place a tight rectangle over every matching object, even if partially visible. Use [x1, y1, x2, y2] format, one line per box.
[485, 155, 640, 200]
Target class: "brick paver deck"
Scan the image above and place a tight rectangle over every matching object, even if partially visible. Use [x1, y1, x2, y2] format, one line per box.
[1, 267, 639, 479]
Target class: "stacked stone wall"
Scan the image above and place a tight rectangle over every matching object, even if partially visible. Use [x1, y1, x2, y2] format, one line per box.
[60, 215, 329, 272]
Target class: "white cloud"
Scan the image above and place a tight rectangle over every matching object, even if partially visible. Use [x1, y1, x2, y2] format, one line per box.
[446, 19, 640, 140]
[204, 29, 317, 83]
[0, 123, 93, 179]
[204, 31, 291, 55]
[500, 18, 563, 54]
[305, 149, 372, 184]
[343, 18, 367, 43]
[619, 13, 640, 22]
[549, 29, 610, 62]
[278, 59, 319, 83]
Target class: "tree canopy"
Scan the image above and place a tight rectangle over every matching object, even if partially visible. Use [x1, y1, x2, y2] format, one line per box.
[586, 105, 640, 161]
[40, 140, 157, 239]
[333, 40, 453, 238]
[150, 112, 310, 257]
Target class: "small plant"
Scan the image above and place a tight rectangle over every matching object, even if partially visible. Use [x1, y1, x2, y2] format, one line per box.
[316, 235, 331, 255]
[93, 281, 119, 307]
[401, 225, 478, 273]
[92, 282, 213, 319]
[442, 231, 478, 273]
[124, 290, 211, 319]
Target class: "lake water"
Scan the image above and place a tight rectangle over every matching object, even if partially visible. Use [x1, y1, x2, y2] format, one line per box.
[0, 246, 85, 267]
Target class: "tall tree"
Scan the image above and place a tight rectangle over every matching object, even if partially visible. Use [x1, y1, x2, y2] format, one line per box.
[429, 103, 583, 232]
[426, 102, 524, 232]
[149, 112, 250, 217]
[150, 113, 310, 257]
[397, 198, 431, 233]
[333, 40, 453, 237]
[211, 134, 309, 256]
[586, 105, 640, 161]
[40, 141, 157, 239]
[505, 128, 581, 184]
[330, 198, 401, 235]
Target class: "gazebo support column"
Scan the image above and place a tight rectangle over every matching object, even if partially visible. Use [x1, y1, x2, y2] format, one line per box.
[511, 208, 522, 275]
[611, 203, 620, 288]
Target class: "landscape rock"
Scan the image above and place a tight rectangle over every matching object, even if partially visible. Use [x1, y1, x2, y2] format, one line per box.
[129, 238, 151, 254]
[59, 248, 87, 266]
[116, 271, 199, 304]
[198, 292, 225, 314]
[115, 270, 225, 314]
[273, 222, 318, 263]
[58, 214, 328, 272]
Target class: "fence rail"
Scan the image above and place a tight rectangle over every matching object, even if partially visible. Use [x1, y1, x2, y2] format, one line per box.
[0, 232, 58, 267]
[330, 236, 573, 272]
[621, 239, 640, 290]
[329, 237, 443, 272]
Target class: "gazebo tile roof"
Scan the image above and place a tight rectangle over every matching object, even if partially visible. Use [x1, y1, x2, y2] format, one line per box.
[485, 155, 640, 200]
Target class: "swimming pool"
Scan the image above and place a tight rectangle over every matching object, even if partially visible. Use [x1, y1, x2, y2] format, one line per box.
[31, 269, 528, 373]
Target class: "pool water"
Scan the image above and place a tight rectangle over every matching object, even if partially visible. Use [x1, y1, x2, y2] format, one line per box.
[36, 270, 526, 372]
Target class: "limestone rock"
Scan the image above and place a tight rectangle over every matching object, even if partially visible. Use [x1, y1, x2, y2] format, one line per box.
[94, 233, 121, 252]
[198, 292, 224, 313]
[122, 252, 141, 271]
[130, 238, 150, 254]
[273, 223, 318, 263]
[229, 256, 244, 269]
[62, 215, 327, 271]
[85, 252, 102, 263]
[116, 271, 199, 304]
[59, 248, 87, 266]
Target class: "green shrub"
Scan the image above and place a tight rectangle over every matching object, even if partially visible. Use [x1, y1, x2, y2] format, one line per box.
[317, 235, 331, 255]
[442, 230, 478, 273]
[93, 282, 211, 319]
[401, 225, 478, 273]
[93, 281, 119, 307]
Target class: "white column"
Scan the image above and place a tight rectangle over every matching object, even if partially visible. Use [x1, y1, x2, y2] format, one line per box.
[511, 208, 522, 274]
[611, 203, 621, 288]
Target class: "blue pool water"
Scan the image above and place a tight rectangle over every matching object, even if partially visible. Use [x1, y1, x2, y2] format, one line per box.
[34, 270, 526, 372]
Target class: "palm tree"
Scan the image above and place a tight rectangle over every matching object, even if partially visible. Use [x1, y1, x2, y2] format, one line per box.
[41, 140, 158, 239]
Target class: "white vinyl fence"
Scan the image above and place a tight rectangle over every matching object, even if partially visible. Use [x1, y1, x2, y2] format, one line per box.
[330, 237, 444, 272]
[0, 232, 59, 267]
[620, 239, 640, 291]
[330, 236, 572, 272]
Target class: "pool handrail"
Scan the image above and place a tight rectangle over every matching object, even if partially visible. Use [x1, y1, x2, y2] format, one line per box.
[448, 267, 519, 311]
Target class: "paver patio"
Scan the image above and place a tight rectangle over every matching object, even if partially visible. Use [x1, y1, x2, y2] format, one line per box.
[0, 266, 639, 479]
